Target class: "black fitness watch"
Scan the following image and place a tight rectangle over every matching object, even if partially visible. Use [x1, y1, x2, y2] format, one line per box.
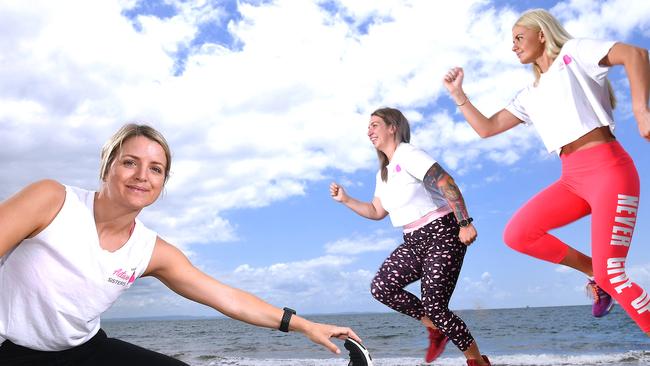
[279, 307, 296, 332]
[458, 217, 474, 227]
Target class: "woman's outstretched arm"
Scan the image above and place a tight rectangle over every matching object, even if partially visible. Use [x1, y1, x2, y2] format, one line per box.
[601, 43, 650, 141]
[144, 238, 362, 354]
[443, 67, 522, 138]
[423, 163, 477, 245]
[330, 182, 388, 220]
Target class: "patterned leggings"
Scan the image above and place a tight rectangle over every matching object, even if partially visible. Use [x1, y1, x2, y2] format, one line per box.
[370, 213, 474, 351]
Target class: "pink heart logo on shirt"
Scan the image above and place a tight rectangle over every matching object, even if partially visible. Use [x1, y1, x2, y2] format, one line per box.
[395, 164, 401, 172]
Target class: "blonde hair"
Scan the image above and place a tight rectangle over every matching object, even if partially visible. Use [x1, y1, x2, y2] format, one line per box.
[99, 123, 172, 183]
[370, 108, 410, 182]
[516, 8, 616, 108]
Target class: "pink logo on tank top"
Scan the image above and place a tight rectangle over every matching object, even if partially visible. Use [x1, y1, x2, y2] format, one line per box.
[395, 164, 401, 173]
[108, 268, 137, 287]
[113, 269, 131, 281]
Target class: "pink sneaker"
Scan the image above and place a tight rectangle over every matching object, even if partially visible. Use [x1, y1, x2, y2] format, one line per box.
[425, 327, 449, 363]
[467, 355, 491, 366]
[587, 279, 614, 317]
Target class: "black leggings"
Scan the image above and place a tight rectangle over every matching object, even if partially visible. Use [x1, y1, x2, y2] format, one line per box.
[0, 329, 187, 366]
[370, 213, 475, 351]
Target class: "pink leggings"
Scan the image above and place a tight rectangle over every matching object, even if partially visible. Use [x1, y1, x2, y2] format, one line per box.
[504, 141, 650, 332]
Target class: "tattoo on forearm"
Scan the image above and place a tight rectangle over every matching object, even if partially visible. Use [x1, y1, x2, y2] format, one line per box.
[423, 163, 469, 221]
[423, 163, 445, 185]
[441, 177, 468, 220]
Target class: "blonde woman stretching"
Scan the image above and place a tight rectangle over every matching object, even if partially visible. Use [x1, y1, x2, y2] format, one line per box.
[0, 124, 362, 365]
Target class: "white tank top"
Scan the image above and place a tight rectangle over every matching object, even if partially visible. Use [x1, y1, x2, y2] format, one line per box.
[505, 38, 617, 154]
[0, 185, 157, 351]
[374, 143, 450, 227]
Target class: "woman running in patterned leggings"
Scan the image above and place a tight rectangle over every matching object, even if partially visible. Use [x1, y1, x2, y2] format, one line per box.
[330, 107, 490, 366]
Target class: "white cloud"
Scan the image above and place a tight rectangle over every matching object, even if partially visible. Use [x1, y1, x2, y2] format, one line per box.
[107, 239, 393, 317]
[106, 254, 377, 316]
[554, 262, 650, 289]
[337, 176, 367, 189]
[462, 271, 494, 293]
[220, 255, 376, 311]
[554, 265, 573, 273]
[325, 232, 399, 255]
[1, 0, 648, 251]
[627, 262, 650, 289]
[456, 271, 513, 309]
[553, 0, 650, 40]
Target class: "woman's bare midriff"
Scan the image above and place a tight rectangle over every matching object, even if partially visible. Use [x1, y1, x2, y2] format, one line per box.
[560, 126, 616, 156]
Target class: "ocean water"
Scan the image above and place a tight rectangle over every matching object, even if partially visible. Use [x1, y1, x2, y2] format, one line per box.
[103, 305, 650, 366]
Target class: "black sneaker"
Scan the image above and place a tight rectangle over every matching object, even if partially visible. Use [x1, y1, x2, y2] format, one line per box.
[344, 338, 373, 366]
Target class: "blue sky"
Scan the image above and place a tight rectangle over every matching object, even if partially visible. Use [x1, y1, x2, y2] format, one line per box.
[0, 0, 649, 319]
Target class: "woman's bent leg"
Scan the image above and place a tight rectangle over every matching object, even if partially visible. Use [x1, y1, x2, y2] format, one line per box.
[420, 214, 474, 352]
[588, 157, 650, 332]
[503, 180, 591, 265]
[370, 242, 425, 319]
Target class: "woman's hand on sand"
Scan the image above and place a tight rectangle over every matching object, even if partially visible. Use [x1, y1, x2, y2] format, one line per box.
[303, 322, 363, 354]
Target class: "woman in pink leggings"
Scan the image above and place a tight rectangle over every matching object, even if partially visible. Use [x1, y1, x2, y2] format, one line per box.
[443, 8, 650, 335]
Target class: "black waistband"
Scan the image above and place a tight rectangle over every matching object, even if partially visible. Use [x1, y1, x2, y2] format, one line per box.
[0, 329, 107, 356]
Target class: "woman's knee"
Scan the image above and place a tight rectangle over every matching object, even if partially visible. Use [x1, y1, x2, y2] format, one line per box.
[370, 276, 387, 301]
[95, 337, 189, 366]
[422, 303, 450, 323]
[503, 215, 542, 253]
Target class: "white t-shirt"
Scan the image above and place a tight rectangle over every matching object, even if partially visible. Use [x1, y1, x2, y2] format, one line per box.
[0, 185, 157, 351]
[506, 38, 617, 154]
[374, 143, 450, 227]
